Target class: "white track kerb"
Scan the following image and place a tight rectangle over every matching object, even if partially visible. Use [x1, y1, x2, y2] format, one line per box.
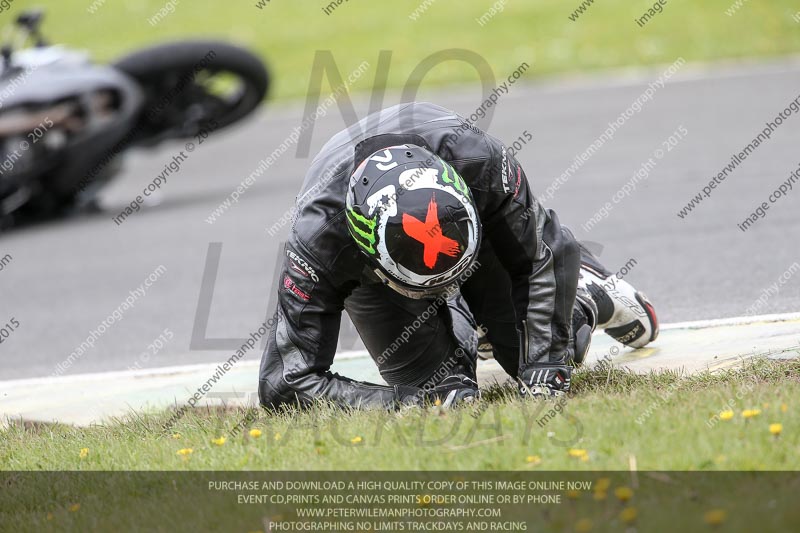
[2, 314, 799, 427]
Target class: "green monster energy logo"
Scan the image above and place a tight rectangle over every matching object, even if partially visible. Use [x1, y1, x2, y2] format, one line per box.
[346, 207, 377, 255]
[441, 163, 469, 196]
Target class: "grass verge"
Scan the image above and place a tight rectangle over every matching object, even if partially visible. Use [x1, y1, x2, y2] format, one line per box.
[21, 0, 800, 100]
[2, 358, 798, 471]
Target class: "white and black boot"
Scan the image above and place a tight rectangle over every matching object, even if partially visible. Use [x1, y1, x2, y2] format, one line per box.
[578, 250, 659, 349]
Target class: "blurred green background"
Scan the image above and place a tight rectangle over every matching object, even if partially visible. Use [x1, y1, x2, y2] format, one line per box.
[14, 0, 800, 99]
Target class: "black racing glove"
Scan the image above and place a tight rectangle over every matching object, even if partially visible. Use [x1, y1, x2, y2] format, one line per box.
[423, 374, 480, 407]
[519, 364, 571, 399]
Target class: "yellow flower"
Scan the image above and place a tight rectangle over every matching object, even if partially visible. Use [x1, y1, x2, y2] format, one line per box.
[742, 409, 761, 419]
[719, 410, 734, 421]
[566, 490, 581, 500]
[46, 512, 53, 521]
[171, 433, 181, 439]
[592, 491, 607, 501]
[68, 504, 80, 513]
[769, 423, 783, 436]
[434, 398, 442, 406]
[620, 507, 638, 524]
[704, 509, 726, 526]
[781, 403, 788, 413]
[274, 432, 282, 441]
[211, 437, 226, 446]
[351, 436, 363, 444]
[595, 477, 611, 491]
[249, 428, 263, 438]
[762, 403, 770, 409]
[575, 518, 593, 532]
[526, 455, 542, 465]
[79, 448, 89, 459]
[176, 448, 193, 456]
[614, 486, 634, 502]
[568, 448, 588, 459]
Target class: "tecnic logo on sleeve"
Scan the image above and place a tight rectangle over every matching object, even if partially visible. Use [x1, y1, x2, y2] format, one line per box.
[500, 147, 511, 193]
[286, 249, 319, 282]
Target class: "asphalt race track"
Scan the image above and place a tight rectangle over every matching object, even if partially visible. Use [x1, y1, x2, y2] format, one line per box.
[2, 58, 800, 380]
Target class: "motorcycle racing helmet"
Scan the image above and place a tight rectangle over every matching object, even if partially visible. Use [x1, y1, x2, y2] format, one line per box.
[346, 144, 481, 299]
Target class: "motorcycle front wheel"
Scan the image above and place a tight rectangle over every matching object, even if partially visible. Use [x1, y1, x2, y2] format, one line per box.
[113, 40, 269, 146]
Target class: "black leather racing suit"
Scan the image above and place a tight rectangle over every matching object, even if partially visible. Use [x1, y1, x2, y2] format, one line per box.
[259, 102, 581, 410]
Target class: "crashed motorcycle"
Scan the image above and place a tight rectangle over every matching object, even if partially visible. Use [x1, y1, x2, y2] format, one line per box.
[0, 10, 269, 228]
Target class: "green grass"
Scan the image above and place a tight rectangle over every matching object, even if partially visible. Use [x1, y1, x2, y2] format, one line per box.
[3, 359, 799, 531]
[2, 358, 798, 471]
[14, 0, 800, 100]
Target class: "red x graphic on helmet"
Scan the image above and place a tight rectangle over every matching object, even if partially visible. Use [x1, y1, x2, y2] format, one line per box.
[402, 193, 461, 269]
